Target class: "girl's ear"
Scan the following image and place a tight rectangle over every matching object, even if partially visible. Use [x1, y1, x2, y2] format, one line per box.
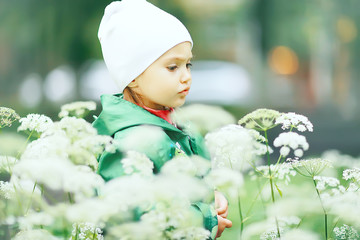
[127, 79, 138, 88]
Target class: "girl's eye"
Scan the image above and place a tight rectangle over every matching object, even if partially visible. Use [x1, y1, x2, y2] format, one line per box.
[186, 62, 193, 69]
[167, 65, 178, 71]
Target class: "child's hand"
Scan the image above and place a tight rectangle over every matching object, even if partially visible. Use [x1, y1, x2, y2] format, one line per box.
[215, 191, 229, 218]
[215, 191, 232, 238]
[215, 215, 232, 239]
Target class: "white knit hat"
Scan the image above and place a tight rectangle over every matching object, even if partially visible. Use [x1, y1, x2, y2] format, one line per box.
[98, 0, 193, 92]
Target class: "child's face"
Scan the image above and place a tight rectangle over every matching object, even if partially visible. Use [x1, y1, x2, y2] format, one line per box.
[131, 41, 193, 110]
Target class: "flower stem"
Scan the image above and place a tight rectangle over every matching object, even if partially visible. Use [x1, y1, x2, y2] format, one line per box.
[237, 189, 244, 239]
[25, 181, 37, 215]
[312, 178, 328, 240]
[68, 192, 74, 204]
[228, 157, 243, 239]
[16, 129, 35, 159]
[92, 228, 96, 240]
[264, 130, 281, 239]
[74, 223, 79, 240]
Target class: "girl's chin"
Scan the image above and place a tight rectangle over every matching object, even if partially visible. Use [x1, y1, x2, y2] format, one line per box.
[171, 100, 186, 108]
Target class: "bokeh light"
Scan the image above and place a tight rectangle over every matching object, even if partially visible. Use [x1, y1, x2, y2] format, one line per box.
[336, 17, 357, 43]
[268, 46, 299, 75]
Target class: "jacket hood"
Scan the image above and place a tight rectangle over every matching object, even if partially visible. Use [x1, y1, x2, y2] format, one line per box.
[92, 94, 182, 136]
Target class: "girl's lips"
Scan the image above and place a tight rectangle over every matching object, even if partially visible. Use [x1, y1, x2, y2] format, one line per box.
[179, 88, 190, 95]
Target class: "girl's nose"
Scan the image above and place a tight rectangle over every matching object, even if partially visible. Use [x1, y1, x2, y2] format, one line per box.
[180, 69, 191, 84]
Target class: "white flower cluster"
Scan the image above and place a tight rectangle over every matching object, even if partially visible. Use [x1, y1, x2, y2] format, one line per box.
[139, 200, 210, 240]
[13, 155, 104, 198]
[107, 221, 163, 240]
[121, 151, 154, 177]
[29, 117, 115, 168]
[238, 108, 281, 131]
[289, 158, 332, 177]
[282, 229, 320, 240]
[274, 132, 309, 158]
[205, 124, 268, 171]
[69, 222, 104, 240]
[59, 101, 96, 119]
[321, 150, 360, 169]
[18, 211, 54, 231]
[251, 163, 296, 185]
[0, 107, 20, 128]
[0, 181, 14, 199]
[141, 201, 192, 232]
[43, 117, 97, 142]
[169, 227, 210, 240]
[260, 227, 283, 240]
[172, 104, 236, 135]
[325, 191, 360, 229]
[17, 114, 53, 135]
[275, 112, 313, 132]
[313, 176, 340, 191]
[343, 168, 360, 183]
[161, 155, 211, 178]
[154, 174, 210, 203]
[259, 216, 302, 240]
[11, 116, 115, 199]
[277, 216, 301, 227]
[13, 229, 60, 240]
[333, 224, 359, 240]
[204, 168, 243, 199]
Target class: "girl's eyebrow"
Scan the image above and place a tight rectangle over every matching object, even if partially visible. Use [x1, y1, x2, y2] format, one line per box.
[164, 55, 193, 62]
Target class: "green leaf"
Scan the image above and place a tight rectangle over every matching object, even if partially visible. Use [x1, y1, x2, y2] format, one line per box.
[275, 183, 283, 197]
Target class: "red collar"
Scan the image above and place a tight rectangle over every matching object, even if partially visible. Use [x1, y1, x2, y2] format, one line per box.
[142, 105, 174, 125]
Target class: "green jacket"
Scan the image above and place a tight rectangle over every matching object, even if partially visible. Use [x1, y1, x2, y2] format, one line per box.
[92, 94, 218, 235]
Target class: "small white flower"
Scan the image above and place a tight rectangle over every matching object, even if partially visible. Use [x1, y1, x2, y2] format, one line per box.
[343, 168, 360, 183]
[18, 211, 54, 230]
[66, 198, 114, 224]
[161, 155, 211, 178]
[289, 158, 332, 177]
[63, 165, 105, 198]
[141, 201, 192, 232]
[204, 168, 243, 199]
[168, 227, 210, 240]
[277, 216, 301, 226]
[251, 163, 296, 185]
[238, 108, 281, 131]
[69, 222, 104, 240]
[294, 149, 303, 158]
[275, 112, 313, 132]
[260, 227, 283, 240]
[154, 174, 210, 203]
[13, 229, 60, 240]
[17, 114, 53, 135]
[314, 176, 340, 191]
[121, 151, 154, 177]
[205, 124, 268, 171]
[274, 132, 309, 157]
[0, 107, 20, 128]
[59, 101, 96, 119]
[108, 221, 163, 240]
[321, 150, 360, 169]
[334, 224, 359, 240]
[43, 117, 97, 142]
[0, 181, 15, 199]
[282, 229, 320, 240]
[172, 104, 236, 135]
[280, 147, 290, 157]
[101, 175, 155, 210]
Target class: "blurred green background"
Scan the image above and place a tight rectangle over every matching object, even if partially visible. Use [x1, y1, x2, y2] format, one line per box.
[1, 0, 359, 156]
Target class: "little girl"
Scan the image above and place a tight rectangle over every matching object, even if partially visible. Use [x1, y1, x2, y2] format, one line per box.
[93, 0, 232, 238]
